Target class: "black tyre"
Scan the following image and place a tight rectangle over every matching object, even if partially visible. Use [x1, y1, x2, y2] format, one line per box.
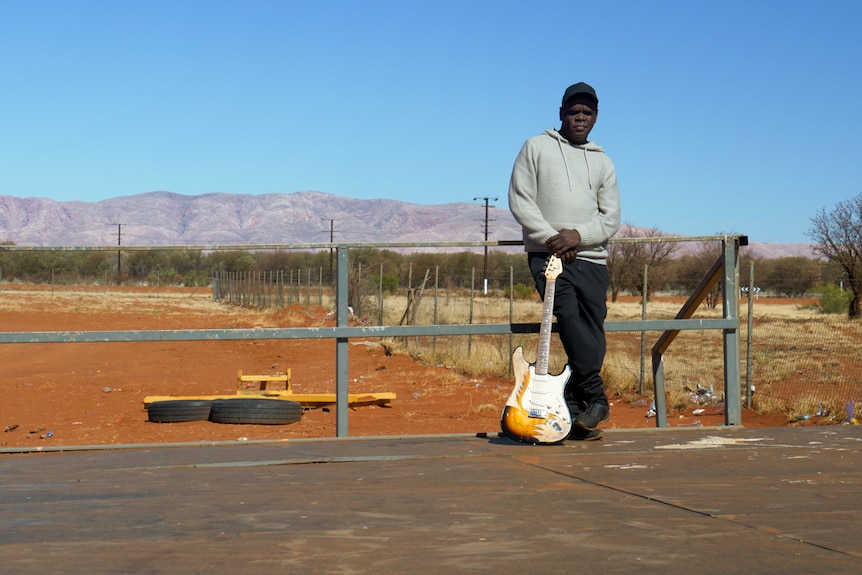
[147, 400, 213, 423]
[209, 398, 303, 425]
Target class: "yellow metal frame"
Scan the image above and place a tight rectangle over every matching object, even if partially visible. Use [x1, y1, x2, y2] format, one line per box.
[144, 369, 395, 410]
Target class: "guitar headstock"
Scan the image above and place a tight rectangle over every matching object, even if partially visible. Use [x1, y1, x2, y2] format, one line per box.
[543, 254, 563, 281]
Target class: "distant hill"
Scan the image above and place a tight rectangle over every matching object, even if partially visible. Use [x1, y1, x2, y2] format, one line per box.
[0, 191, 817, 258]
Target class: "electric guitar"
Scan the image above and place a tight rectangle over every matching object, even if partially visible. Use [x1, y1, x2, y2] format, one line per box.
[501, 254, 572, 444]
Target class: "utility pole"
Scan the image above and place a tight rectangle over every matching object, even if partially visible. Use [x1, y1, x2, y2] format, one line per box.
[473, 197, 497, 294]
[322, 218, 339, 283]
[112, 223, 124, 285]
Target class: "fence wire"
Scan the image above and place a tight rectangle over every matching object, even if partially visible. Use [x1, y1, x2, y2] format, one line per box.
[600, 301, 862, 421]
[212, 266, 861, 423]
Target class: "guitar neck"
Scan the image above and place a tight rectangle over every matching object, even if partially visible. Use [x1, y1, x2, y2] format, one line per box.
[535, 277, 556, 377]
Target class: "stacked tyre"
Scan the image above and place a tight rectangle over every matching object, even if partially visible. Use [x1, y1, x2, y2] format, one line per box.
[147, 398, 302, 425]
[209, 398, 302, 425]
[147, 400, 214, 423]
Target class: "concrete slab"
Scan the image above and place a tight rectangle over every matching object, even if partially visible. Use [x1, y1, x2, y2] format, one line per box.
[1, 426, 860, 574]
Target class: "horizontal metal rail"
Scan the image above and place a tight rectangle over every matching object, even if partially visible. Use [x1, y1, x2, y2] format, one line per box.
[0, 235, 735, 252]
[0, 319, 738, 344]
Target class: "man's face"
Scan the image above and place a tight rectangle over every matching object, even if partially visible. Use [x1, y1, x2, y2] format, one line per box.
[559, 97, 598, 144]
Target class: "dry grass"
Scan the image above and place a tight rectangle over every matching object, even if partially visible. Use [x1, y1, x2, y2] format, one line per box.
[390, 293, 862, 421]
[4, 285, 860, 422]
[0, 285, 228, 316]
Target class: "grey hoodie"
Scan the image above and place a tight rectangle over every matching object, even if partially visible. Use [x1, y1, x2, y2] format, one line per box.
[508, 129, 621, 264]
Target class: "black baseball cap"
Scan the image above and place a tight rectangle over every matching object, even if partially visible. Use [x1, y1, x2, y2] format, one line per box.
[561, 82, 598, 108]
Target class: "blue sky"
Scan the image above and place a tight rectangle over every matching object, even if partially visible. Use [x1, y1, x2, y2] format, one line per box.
[1, 0, 860, 244]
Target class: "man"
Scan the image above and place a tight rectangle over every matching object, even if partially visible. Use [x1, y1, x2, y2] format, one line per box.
[508, 82, 621, 440]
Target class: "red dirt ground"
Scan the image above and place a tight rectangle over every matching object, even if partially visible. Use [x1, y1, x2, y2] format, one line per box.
[1, 286, 788, 450]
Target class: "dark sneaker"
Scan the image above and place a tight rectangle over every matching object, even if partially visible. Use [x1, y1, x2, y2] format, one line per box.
[575, 402, 610, 431]
[567, 426, 603, 441]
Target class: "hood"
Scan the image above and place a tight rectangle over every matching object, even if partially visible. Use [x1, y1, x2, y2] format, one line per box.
[543, 129, 604, 152]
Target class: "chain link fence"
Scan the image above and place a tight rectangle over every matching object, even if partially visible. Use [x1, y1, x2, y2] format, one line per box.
[211, 263, 861, 423]
[601, 297, 861, 422]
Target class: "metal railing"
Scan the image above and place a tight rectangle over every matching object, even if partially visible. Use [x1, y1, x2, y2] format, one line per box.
[0, 235, 747, 434]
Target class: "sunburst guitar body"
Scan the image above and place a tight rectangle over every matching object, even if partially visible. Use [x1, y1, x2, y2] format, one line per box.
[501, 255, 572, 444]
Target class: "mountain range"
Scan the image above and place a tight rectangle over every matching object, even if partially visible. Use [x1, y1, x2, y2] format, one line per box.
[0, 191, 816, 258]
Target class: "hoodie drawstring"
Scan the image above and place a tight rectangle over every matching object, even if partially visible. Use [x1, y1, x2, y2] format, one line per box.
[556, 137, 593, 191]
[583, 148, 593, 190]
[556, 138, 573, 192]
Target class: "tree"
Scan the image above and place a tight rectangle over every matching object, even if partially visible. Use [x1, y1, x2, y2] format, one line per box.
[607, 225, 679, 301]
[760, 256, 821, 297]
[807, 193, 862, 319]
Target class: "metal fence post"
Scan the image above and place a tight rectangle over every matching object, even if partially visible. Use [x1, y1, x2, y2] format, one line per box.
[336, 246, 350, 437]
[723, 236, 743, 425]
[746, 260, 755, 409]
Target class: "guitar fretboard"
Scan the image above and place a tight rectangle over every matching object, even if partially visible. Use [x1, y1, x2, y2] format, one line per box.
[535, 276, 556, 377]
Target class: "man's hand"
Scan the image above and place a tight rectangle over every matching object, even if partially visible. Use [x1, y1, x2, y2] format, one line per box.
[558, 249, 578, 264]
[545, 229, 581, 263]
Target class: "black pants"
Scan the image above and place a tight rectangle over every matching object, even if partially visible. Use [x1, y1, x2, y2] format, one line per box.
[528, 253, 609, 413]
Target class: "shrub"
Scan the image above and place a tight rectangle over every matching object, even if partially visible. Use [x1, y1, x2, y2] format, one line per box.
[370, 273, 400, 294]
[504, 282, 536, 300]
[812, 283, 851, 314]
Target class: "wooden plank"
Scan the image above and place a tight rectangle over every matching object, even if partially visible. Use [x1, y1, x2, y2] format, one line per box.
[237, 369, 292, 393]
[652, 254, 724, 357]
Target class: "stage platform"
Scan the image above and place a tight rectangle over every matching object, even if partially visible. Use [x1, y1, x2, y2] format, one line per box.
[1, 426, 860, 574]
